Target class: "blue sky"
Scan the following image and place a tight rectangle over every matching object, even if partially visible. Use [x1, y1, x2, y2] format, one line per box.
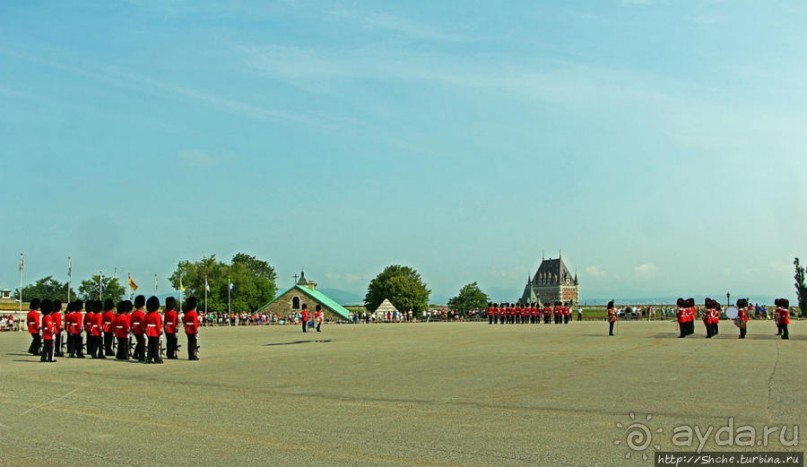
[1, 0, 806, 304]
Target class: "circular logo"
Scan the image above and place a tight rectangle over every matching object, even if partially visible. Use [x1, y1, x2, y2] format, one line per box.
[614, 413, 663, 461]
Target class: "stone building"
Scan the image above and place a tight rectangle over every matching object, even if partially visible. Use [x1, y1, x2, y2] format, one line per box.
[520, 255, 579, 305]
[256, 271, 351, 321]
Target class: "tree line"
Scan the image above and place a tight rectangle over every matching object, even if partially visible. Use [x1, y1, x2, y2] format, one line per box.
[13, 255, 490, 313]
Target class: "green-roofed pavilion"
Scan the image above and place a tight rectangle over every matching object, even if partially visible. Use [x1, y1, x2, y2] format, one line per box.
[256, 272, 352, 321]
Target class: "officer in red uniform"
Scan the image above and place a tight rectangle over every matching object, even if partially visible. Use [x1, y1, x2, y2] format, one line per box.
[26, 298, 42, 356]
[703, 298, 714, 338]
[131, 295, 146, 362]
[91, 300, 105, 358]
[144, 296, 163, 364]
[40, 299, 56, 363]
[607, 300, 617, 336]
[710, 302, 720, 337]
[184, 297, 200, 360]
[676, 298, 687, 338]
[553, 302, 562, 324]
[102, 299, 116, 356]
[773, 299, 784, 336]
[530, 303, 538, 324]
[67, 300, 85, 358]
[315, 305, 324, 332]
[563, 302, 572, 324]
[52, 299, 64, 357]
[736, 298, 749, 339]
[778, 298, 790, 340]
[301, 304, 310, 333]
[543, 303, 551, 324]
[83, 301, 96, 357]
[113, 300, 131, 360]
[163, 297, 179, 359]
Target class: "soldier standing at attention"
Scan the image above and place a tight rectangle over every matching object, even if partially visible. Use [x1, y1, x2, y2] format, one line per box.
[67, 300, 85, 358]
[301, 304, 310, 333]
[184, 297, 200, 360]
[773, 299, 784, 336]
[676, 298, 687, 338]
[144, 296, 163, 364]
[40, 300, 56, 363]
[607, 300, 617, 336]
[736, 298, 749, 339]
[83, 301, 96, 357]
[163, 297, 179, 359]
[778, 298, 790, 340]
[131, 295, 147, 362]
[92, 300, 105, 358]
[52, 299, 64, 357]
[102, 299, 116, 356]
[113, 301, 131, 360]
[27, 298, 42, 356]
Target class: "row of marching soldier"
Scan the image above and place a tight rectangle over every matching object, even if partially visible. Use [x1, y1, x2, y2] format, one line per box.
[487, 302, 573, 324]
[26, 295, 200, 363]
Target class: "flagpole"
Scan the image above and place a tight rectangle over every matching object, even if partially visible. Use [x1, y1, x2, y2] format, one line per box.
[67, 256, 72, 304]
[228, 277, 231, 317]
[204, 275, 208, 315]
[99, 272, 103, 302]
[154, 273, 158, 295]
[18, 253, 24, 333]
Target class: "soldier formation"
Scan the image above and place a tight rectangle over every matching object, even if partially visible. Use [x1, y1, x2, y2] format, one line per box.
[486, 302, 573, 325]
[26, 295, 201, 363]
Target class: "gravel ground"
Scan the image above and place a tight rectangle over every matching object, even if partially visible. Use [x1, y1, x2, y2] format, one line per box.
[0, 320, 804, 466]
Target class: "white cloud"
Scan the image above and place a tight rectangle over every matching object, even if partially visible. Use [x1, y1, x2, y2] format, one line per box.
[584, 266, 606, 277]
[634, 263, 659, 276]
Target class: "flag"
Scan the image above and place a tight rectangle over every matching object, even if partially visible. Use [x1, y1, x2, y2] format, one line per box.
[99, 274, 105, 292]
[67, 257, 72, 281]
[128, 274, 139, 291]
[19, 253, 24, 272]
[180, 276, 185, 292]
[205, 276, 210, 292]
[229, 282, 235, 291]
[154, 274, 158, 293]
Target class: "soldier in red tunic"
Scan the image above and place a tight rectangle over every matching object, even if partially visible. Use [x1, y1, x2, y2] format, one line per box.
[163, 297, 179, 359]
[131, 295, 147, 362]
[67, 300, 85, 358]
[543, 303, 551, 324]
[676, 298, 687, 338]
[102, 299, 116, 356]
[607, 300, 617, 336]
[40, 300, 56, 363]
[301, 304, 310, 332]
[736, 298, 749, 339]
[113, 300, 131, 360]
[184, 297, 200, 360]
[144, 296, 163, 364]
[83, 301, 96, 357]
[91, 301, 105, 358]
[778, 298, 790, 340]
[52, 299, 64, 357]
[26, 298, 42, 356]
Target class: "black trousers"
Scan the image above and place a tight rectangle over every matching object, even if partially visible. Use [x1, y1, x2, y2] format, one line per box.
[187, 334, 198, 360]
[104, 333, 114, 355]
[739, 325, 747, 339]
[166, 333, 178, 359]
[133, 334, 145, 361]
[302, 321, 307, 332]
[28, 334, 41, 355]
[609, 321, 615, 336]
[147, 336, 161, 363]
[316, 321, 322, 332]
[116, 337, 129, 360]
[69, 333, 85, 356]
[94, 336, 105, 358]
[781, 324, 789, 340]
[40, 339, 54, 362]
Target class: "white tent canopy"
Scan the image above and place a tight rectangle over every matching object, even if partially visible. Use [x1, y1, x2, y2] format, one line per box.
[375, 298, 398, 315]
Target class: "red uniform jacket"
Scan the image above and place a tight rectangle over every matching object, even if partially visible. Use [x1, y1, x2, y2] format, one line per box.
[144, 311, 162, 337]
[607, 309, 617, 323]
[738, 308, 749, 323]
[52, 311, 62, 333]
[315, 311, 323, 323]
[709, 309, 720, 324]
[42, 314, 55, 341]
[543, 306, 551, 317]
[778, 307, 790, 325]
[67, 311, 82, 335]
[113, 313, 131, 339]
[102, 311, 115, 334]
[164, 309, 178, 334]
[564, 306, 571, 316]
[530, 306, 538, 317]
[301, 310, 310, 322]
[677, 308, 686, 324]
[91, 312, 103, 337]
[184, 310, 199, 335]
[131, 310, 146, 335]
[83, 311, 95, 334]
[27, 310, 40, 334]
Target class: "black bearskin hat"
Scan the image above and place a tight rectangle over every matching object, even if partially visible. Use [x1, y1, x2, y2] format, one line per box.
[30, 298, 41, 310]
[146, 296, 160, 312]
[185, 297, 197, 311]
[40, 299, 52, 315]
[134, 295, 146, 309]
[165, 296, 177, 310]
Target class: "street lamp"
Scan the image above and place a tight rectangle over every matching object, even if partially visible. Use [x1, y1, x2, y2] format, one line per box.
[726, 292, 731, 308]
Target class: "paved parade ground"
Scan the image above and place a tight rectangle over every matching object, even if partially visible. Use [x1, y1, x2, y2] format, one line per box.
[1, 321, 805, 466]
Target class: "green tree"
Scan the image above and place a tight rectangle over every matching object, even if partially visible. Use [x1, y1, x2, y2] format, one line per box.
[78, 275, 125, 302]
[365, 265, 430, 313]
[13, 275, 76, 302]
[447, 282, 489, 314]
[169, 253, 277, 312]
[795, 257, 807, 316]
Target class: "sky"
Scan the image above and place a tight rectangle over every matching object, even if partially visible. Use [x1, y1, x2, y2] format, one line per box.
[1, 0, 806, 304]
